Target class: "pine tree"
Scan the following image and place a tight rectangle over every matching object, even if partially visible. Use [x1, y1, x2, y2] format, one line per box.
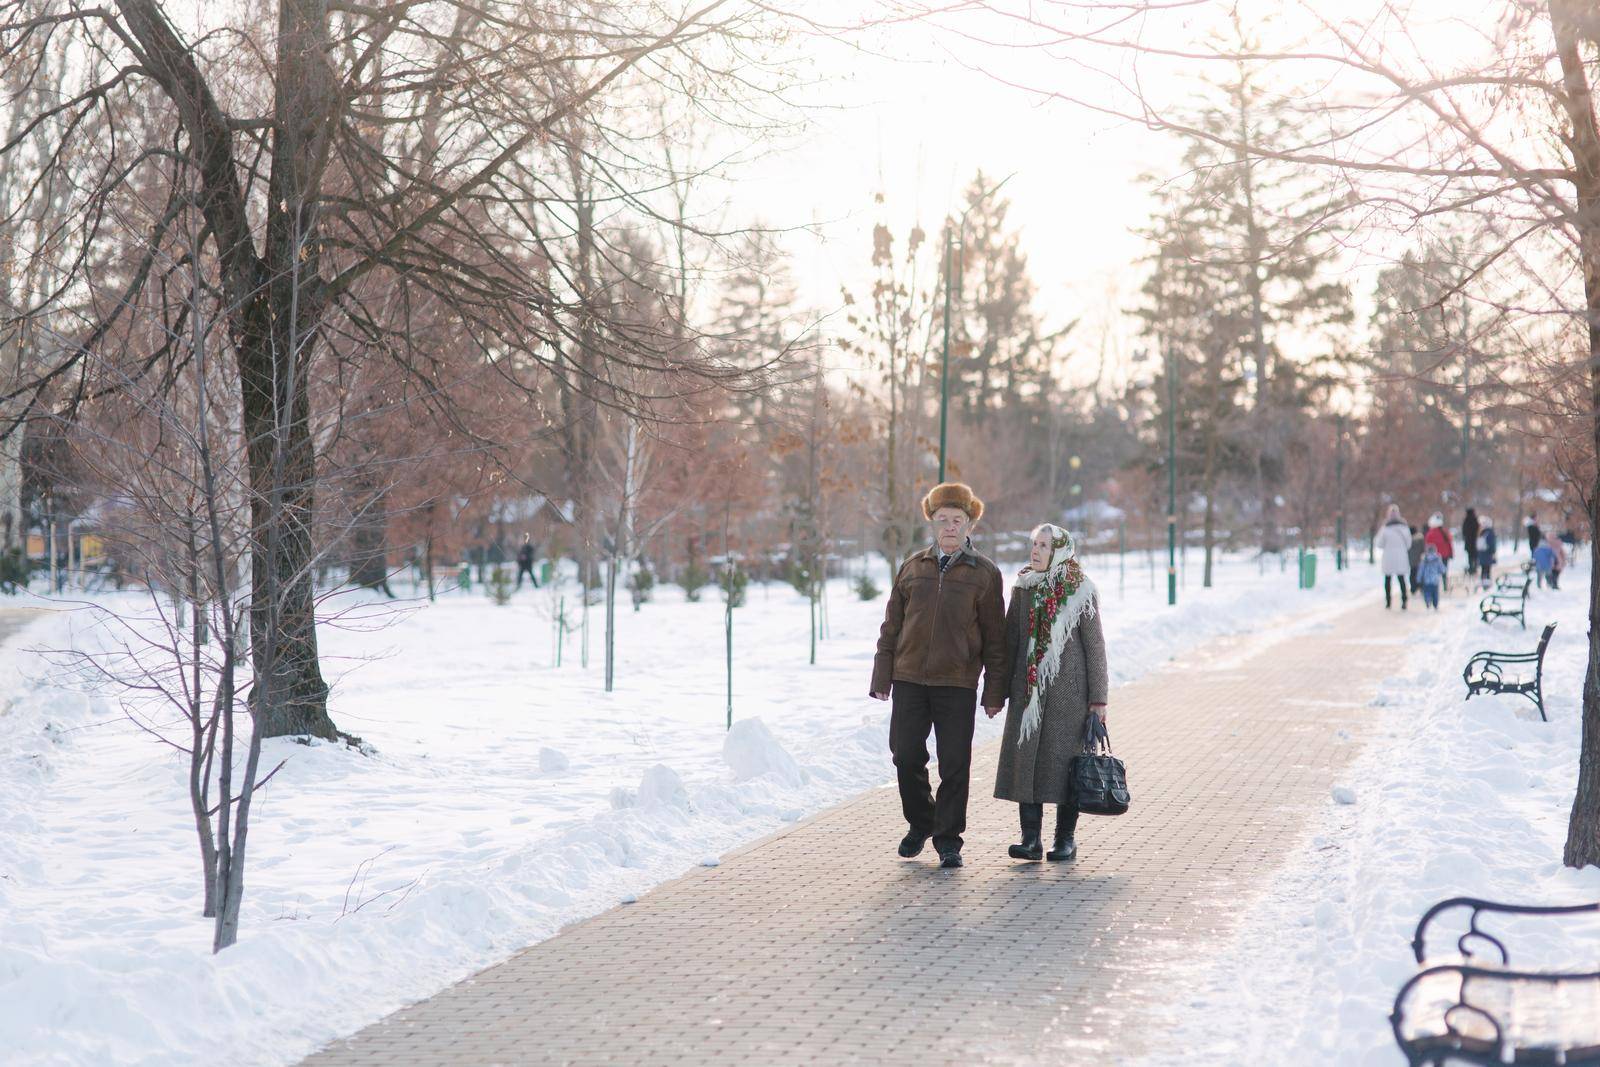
[1156, 20, 1355, 552]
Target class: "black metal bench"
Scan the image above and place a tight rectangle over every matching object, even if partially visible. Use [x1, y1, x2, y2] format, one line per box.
[1494, 567, 1533, 591]
[1463, 622, 1555, 721]
[1392, 897, 1600, 1066]
[1480, 576, 1531, 627]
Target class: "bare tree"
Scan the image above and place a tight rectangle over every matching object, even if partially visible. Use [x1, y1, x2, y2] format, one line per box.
[0, 0, 793, 740]
[48, 192, 274, 950]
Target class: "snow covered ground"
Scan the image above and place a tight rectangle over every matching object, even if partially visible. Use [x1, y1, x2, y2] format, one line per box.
[1139, 555, 1600, 1066]
[3, 549, 1381, 1066]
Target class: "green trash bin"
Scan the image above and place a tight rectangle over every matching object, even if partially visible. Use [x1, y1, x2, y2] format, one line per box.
[457, 562, 472, 591]
[539, 560, 554, 586]
[1299, 550, 1318, 590]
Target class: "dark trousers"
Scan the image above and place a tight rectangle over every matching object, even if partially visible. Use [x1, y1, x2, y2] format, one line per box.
[1385, 575, 1408, 608]
[1465, 547, 1478, 577]
[1420, 581, 1440, 609]
[515, 561, 538, 589]
[889, 682, 976, 852]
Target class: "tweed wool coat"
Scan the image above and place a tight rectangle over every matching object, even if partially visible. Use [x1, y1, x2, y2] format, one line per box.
[993, 586, 1109, 805]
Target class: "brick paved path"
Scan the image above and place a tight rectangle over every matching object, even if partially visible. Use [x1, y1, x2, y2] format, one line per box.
[303, 595, 1416, 1066]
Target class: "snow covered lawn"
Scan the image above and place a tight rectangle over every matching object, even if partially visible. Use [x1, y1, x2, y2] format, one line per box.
[3, 551, 1376, 1066]
[1142, 557, 1600, 1065]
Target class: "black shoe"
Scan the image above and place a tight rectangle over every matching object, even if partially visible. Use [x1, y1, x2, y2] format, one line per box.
[938, 848, 963, 868]
[1046, 834, 1077, 862]
[1009, 803, 1043, 860]
[898, 831, 929, 859]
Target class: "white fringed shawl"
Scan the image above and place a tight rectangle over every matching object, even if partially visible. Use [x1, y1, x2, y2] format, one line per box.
[1014, 531, 1097, 743]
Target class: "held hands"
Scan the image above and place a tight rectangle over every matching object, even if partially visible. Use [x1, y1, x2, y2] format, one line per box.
[984, 706, 1002, 719]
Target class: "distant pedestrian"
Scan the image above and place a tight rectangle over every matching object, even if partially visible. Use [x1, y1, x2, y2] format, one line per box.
[1377, 504, 1412, 610]
[1407, 525, 1425, 593]
[1477, 518, 1498, 589]
[994, 524, 1107, 865]
[1526, 514, 1542, 554]
[1550, 535, 1567, 590]
[871, 482, 1007, 870]
[1424, 513, 1453, 592]
[515, 534, 539, 590]
[1462, 507, 1481, 578]
[1417, 544, 1446, 610]
[1533, 540, 1556, 589]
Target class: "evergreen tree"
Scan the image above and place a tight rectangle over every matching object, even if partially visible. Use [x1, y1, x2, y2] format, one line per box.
[1155, 21, 1355, 551]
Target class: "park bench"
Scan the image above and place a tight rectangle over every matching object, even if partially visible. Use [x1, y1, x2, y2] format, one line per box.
[1463, 623, 1556, 721]
[1480, 576, 1532, 627]
[1391, 897, 1600, 1066]
[1494, 567, 1533, 592]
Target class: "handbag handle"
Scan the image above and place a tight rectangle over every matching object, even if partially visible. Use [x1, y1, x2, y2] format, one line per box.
[1082, 714, 1113, 755]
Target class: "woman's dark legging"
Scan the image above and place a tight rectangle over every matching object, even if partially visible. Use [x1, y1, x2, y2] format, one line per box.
[1385, 575, 1408, 608]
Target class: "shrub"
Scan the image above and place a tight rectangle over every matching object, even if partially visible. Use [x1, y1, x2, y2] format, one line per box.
[854, 572, 881, 601]
[786, 557, 814, 597]
[0, 548, 29, 594]
[628, 564, 655, 610]
[720, 563, 748, 608]
[487, 565, 513, 606]
[680, 559, 710, 603]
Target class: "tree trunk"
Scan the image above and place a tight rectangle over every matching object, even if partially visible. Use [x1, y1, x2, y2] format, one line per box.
[422, 527, 435, 603]
[239, 313, 334, 739]
[1552, 0, 1600, 868]
[347, 475, 392, 596]
[118, 0, 340, 740]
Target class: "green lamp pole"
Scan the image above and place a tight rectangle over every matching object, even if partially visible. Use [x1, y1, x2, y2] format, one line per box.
[1335, 412, 1346, 570]
[936, 173, 1016, 483]
[938, 225, 954, 482]
[1166, 346, 1177, 607]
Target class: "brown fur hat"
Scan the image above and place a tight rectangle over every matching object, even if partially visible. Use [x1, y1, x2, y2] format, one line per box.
[921, 482, 984, 522]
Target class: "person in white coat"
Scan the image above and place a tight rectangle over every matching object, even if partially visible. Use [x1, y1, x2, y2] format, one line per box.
[1377, 503, 1413, 610]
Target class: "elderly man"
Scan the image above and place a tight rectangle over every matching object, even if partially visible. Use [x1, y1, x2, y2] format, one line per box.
[870, 482, 1008, 868]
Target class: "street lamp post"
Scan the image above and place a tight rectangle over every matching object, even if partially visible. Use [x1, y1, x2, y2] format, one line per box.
[937, 173, 1015, 483]
[1165, 346, 1177, 607]
[1335, 413, 1346, 570]
[938, 226, 954, 483]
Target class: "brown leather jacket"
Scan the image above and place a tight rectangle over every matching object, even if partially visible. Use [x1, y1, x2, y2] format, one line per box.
[870, 544, 1009, 707]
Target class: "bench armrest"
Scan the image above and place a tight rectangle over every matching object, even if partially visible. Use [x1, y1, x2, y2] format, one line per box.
[1412, 897, 1600, 964]
[1468, 651, 1540, 664]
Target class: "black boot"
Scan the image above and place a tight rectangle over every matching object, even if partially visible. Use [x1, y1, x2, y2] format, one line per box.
[1047, 806, 1078, 862]
[1008, 803, 1043, 861]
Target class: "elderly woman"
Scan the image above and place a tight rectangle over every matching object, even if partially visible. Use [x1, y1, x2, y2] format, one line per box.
[992, 524, 1108, 862]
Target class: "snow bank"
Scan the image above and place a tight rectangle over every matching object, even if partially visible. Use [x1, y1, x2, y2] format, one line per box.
[0, 552, 1382, 1065]
[722, 717, 805, 785]
[1138, 559, 1600, 1065]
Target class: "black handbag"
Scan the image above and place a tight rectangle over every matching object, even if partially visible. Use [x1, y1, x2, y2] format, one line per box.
[1070, 716, 1130, 816]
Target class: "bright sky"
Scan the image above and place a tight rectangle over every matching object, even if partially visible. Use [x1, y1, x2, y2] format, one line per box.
[716, 0, 1534, 395]
[732, 13, 1172, 391]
